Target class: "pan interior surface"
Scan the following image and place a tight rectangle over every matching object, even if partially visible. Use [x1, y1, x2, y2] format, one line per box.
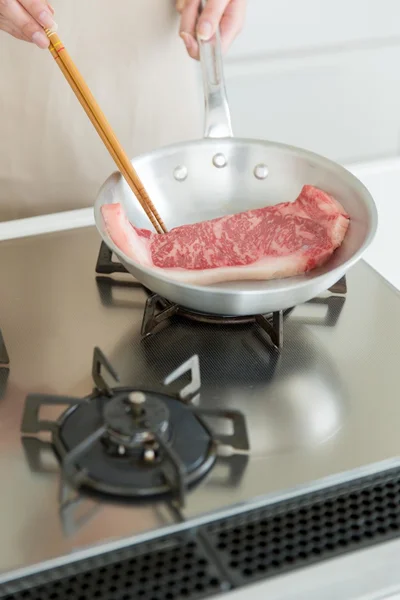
[95, 138, 377, 298]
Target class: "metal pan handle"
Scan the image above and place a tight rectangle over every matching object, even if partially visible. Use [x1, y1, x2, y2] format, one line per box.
[198, 0, 233, 139]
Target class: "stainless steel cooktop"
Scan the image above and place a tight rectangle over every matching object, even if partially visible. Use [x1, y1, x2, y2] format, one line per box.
[1, 225, 400, 593]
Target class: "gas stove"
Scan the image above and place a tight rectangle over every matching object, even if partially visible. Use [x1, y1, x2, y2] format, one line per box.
[0, 224, 400, 600]
[21, 347, 249, 513]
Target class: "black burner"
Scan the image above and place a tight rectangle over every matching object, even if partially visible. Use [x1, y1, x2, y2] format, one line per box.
[21, 347, 249, 508]
[102, 391, 170, 448]
[57, 388, 216, 498]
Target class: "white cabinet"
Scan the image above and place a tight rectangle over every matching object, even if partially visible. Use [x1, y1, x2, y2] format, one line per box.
[225, 0, 400, 163]
[230, 0, 400, 57]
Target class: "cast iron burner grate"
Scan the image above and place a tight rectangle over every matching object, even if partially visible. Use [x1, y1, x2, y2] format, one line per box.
[0, 329, 9, 366]
[0, 328, 10, 401]
[141, 293, 289, 349]
[20, 348, 249, 509]
[95, 242, 347, 350]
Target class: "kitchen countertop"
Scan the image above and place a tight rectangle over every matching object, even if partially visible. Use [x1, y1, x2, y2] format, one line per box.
[0, 155, 399, 600]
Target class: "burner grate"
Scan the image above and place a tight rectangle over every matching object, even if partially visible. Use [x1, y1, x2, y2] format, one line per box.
[20, 349, 249, 511]
[0, 328, 9, 366]
[0, 328, 10, 401]
[141, 293, 288, 350]
[95, 242, 348, 351]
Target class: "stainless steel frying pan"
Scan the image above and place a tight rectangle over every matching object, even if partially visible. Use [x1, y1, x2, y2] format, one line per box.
[94, 6, 378, 317]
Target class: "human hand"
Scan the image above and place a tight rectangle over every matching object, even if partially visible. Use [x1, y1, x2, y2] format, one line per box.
[0, 0, 56, 49]
[176, 0, 246, 60]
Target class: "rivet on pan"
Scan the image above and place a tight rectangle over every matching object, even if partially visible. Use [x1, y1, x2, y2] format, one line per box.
[212, 153, 227, 168]
[173, 165, 188, 181]
[254, 164, 269, 180]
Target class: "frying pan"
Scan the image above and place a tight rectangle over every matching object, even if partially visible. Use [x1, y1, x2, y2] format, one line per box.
[94, 4, 378, 317]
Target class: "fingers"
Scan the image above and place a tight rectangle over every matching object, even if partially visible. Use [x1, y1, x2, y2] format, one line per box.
[197, 0, 230, 41]
[18, 0, 55, 28]
[175, 0, 186, 11]
[179, 0, 246, 60]
[0, 0, 56, 48]
[179, 0, 201, 59]
[219, 0, 246, 52]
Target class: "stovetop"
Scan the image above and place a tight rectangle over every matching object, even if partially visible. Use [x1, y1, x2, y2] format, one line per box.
[1, 225, 400, 595]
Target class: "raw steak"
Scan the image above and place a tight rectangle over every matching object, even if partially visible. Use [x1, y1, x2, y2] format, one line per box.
[101, 185, 350, 285]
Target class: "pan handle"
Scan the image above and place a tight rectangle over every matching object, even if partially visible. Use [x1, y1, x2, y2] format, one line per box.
[198, 0, 233, 139]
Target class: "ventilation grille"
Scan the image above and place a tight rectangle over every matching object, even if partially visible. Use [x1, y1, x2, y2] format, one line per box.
[1, 538, 223, 600]
[206, 472, 400, 586]
[2, 467, 400, 600]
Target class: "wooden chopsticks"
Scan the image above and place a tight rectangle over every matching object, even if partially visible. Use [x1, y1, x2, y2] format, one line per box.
[45, 29, 167, 234]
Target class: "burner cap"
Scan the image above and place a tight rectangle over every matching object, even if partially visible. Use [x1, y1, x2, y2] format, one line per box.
[103, 391, 170, 447]
[56, 389, 216, 499]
